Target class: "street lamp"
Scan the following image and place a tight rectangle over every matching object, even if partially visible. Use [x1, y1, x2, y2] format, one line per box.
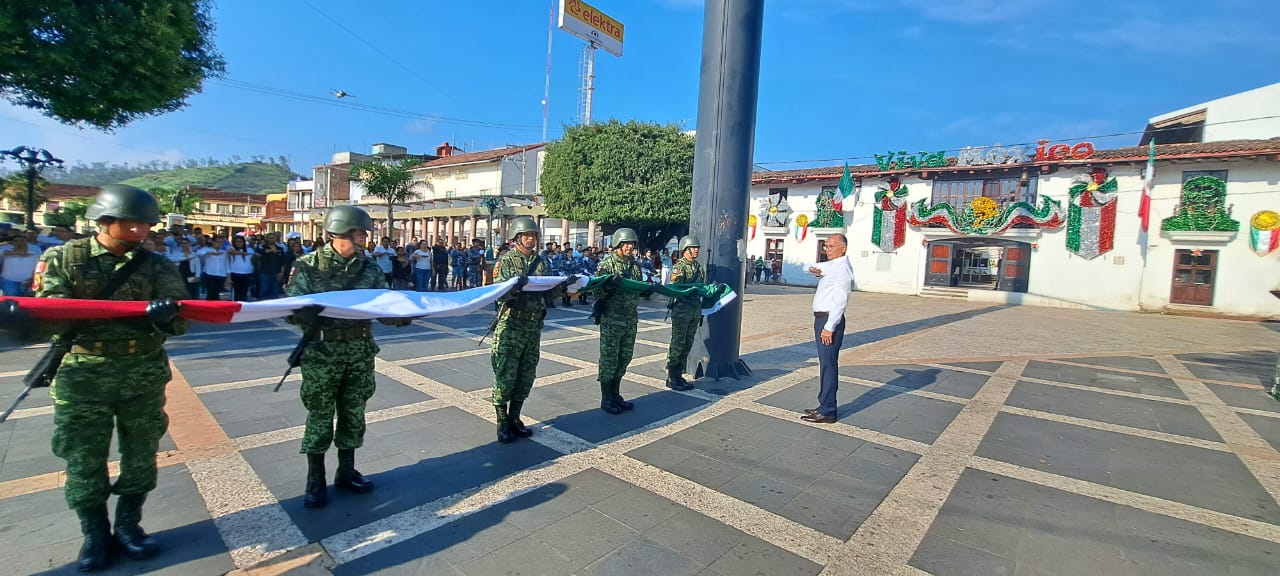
[481, 195, 505, 258]
[1, 146, 63, 228]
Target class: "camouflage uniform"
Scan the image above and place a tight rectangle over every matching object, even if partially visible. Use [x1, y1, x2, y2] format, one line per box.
[286, 244, 388, 454]
[490, 250, 550, 415]
[596, 252, 644, 386]
[666, 256, 705, 377]
[36, 238, 188, 512]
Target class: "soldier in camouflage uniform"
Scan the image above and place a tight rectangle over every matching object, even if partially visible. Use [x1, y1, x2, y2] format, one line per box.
[34, 185, 188, 571]
[490, 217, 552, 443]
[286, 205, 410, 509]
[594, 228, 645, 415]
[665, 235, 704, 391]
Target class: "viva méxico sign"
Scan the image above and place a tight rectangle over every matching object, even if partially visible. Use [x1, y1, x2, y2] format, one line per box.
[875, 139, 1095, 171]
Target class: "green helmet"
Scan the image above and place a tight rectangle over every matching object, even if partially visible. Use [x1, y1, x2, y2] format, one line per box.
[324, 205, 374, 235]
[611, 227, 638, 249]
[508, 216, 539, 241]
[85, 185, 161, 224]
[678, 235, 701, 252]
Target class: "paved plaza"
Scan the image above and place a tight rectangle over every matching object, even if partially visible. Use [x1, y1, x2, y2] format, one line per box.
[1, 287, 1279, 575]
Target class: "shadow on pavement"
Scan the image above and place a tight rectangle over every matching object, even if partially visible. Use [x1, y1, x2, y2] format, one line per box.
[31, 517, 229, 576]
[837, 368, 941, 417]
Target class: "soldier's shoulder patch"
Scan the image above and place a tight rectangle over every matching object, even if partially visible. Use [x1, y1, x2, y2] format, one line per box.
[31, 260, 46, 292]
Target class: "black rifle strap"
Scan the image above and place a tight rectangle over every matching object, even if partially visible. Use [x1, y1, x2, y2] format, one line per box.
[94, 249, 152, 299]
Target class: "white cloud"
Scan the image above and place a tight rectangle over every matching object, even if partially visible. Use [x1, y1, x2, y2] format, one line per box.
[0, 102, 183, 167]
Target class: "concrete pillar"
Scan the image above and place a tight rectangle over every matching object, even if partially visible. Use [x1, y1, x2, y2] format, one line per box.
[429, 218, 438, 243]
[587, 220, 598, 247]
[561, 219, 571, 248]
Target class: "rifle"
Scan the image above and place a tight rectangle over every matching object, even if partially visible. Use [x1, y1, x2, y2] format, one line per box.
[480, 255, 542, 345]
[0, 338, 69, 423]
[275, 321, 321, 392]
[2, 249, 152, 422]
[663, 298, 675, 322]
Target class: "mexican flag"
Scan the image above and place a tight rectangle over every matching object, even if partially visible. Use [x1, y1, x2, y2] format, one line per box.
[6, 276, 738, 323]
[833, 163, 853, 211]
[1138, 140, 1156, 233]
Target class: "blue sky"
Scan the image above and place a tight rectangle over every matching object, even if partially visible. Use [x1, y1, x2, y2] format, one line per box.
[2, 0, 1278, 174]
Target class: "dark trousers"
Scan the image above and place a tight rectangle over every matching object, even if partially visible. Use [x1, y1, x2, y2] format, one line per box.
[814, 314, 845, 418]
[257, 271, 280, 300]
[230, 273, 253, 301]
[432, 266, 448, 290]
[202, 274, 225, 301]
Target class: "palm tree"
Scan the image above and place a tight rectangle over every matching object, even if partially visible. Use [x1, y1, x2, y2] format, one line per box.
[349, 159, 419, 238]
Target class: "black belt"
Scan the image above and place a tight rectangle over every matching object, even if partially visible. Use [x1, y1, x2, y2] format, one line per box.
[72, 337, 163, 356]
[320, 326, 372, 341]
[503, 308, 547, 322]
[814, 312, 829, 318]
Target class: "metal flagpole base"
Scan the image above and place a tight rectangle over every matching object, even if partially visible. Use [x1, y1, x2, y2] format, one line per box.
[694, 358, 752, 381]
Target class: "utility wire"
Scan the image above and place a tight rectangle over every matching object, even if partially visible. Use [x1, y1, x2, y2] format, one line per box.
[754, 115, 1280, 167]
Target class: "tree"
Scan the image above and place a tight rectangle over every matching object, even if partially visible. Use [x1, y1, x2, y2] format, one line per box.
[540, 120, 695, 250]
[2, 173, 47, 216]
[0, 0, 226, 129]
[349, 159, 419, 238]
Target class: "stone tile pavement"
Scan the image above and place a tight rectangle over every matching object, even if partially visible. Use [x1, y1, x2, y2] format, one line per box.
[0, 288, 1278, 575]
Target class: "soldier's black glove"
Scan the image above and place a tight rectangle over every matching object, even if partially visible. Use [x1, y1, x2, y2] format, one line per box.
[378, 317, 413, 327]
[290, 304, 324, 325]
[145, 298, 180, 325]
[604, 275, 621, 293]
[0, 299, 32, 332]
[514, 275, 530, 291]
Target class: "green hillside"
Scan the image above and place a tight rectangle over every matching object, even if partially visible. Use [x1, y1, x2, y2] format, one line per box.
[118, 162, 298, 195]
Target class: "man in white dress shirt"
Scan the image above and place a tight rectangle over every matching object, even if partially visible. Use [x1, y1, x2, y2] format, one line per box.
[803, 233, 853, 424]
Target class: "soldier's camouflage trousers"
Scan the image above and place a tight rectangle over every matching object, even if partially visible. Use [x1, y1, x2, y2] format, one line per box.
[50, 349, 171, 511]
[598, 320, 638, 384]
[666, 309, 700, 373]
[299, 339, 378, 454]
[491, 320, 542, 406]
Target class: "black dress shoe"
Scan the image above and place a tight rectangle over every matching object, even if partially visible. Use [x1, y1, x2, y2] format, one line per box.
[801, 413, 836, 424]
[803, 408, 820, 416]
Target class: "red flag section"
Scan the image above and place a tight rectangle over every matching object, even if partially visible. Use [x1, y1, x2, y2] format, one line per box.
[3, 297, 243, 323]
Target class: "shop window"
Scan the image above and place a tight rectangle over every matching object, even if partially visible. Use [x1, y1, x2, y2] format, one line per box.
[931, 177, 1033, 209]
[1182, 170, 1227, 183]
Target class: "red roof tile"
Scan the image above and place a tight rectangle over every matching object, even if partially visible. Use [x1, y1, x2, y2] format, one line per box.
[412, 144, 543, 170]
[751, 139, 1280, 185]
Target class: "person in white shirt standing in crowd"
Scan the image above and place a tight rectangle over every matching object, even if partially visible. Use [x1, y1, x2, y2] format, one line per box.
[168, 237, 202, 299]
[411, 240, 433, 292]
[197, 235, 229, 301]
[802, 233, 853, 424]
[226, 235, 255, 301]
[372, 236, 394, 285]
[0, 231, 42, 296]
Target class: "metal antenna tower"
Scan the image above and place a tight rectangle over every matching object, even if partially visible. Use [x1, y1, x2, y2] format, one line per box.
[578, 43, 596, 124]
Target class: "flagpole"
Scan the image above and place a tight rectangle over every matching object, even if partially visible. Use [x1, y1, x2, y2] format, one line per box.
[1135, 141, 1157, 311]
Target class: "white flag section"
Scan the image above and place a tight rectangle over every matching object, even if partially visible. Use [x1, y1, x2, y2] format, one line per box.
[223, 276, 586, 323]
[702, 290, 737, 316]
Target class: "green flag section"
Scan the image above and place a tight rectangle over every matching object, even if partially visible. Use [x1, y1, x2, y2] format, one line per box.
[579, 275, 737, 316]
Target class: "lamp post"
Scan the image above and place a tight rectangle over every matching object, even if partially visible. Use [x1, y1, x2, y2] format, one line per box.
[482, 196, 505, 258]
[1, 146, 63, 228]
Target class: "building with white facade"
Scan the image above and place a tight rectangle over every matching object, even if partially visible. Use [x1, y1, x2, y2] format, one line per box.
[747, 137, 1280, 318]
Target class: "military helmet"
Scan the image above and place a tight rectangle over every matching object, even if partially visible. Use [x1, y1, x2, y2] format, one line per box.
[324, 205, 374, 235]
[86, 184, 161, 224]
[678, 235, 701, 252]
[611, 227, 638, 249]
[508, 216, 539, 241]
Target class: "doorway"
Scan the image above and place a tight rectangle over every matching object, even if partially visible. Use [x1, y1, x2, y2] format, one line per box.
[924, 238, 1031, 292]
[1170, 249, 1216, 306]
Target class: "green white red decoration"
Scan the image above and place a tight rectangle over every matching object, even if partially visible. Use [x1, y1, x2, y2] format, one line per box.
[748, 214, 758, 240]
[794, 214, 810, 241]
[871, 177, 909, 252]
[908, 194, 1065, 235]
[1066, 167, 1118, 259]
[1249, 210, 1280, 256]
[1161, 176, 1239, 232]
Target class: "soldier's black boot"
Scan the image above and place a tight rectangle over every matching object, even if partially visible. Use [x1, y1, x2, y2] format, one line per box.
[599, 381, 622, 415]
[495, 405, 516, 443]
[665, 367, 693, 391]
[508, 401, 534, 437]
[612, 378, 634, 411]
[303, 453, 327, 508]
[562, 295, 572, 306]
[75, 505, 113, 572]
[335, 449, 374, 493]
[113, 493, 159, 561]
